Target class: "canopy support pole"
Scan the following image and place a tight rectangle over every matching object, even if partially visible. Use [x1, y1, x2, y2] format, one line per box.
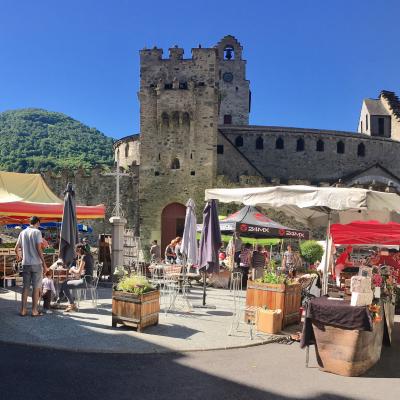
[323, 212, 332, 295]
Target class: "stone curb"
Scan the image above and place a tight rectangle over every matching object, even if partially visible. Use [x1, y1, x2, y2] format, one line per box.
[0, 335, 283, 355]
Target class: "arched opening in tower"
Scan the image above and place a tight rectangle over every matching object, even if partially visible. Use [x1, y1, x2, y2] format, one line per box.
[161, 202, 186, 256]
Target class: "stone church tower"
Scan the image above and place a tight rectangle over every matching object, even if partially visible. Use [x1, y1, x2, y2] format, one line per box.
[136, 36, 247, 250]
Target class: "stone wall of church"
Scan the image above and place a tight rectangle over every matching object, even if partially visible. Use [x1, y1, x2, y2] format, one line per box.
[218, 125, 400, 183]
[138, 46, 219, 250]
[42, 167, 139, 242]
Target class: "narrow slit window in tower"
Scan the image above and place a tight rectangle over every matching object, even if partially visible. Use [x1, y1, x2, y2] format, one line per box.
[276, 137, 284, 150]
[296, 138, 305, 152]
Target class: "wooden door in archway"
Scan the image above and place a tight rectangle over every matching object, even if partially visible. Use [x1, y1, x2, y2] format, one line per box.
[161, 203, 186, 257]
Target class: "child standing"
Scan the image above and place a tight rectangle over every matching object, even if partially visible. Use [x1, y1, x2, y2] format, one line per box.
[42, 270, 56, 314]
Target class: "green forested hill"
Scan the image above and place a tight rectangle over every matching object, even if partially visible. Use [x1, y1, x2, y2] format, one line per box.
[0, 108, 114, 172]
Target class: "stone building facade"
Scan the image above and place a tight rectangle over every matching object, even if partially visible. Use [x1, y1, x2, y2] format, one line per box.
[114, 35, 400, 252]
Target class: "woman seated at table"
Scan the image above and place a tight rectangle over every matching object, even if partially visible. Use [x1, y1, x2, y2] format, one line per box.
[56, 243, 94, 312]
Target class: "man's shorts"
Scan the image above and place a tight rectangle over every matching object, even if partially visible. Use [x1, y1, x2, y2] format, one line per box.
[22, 264, 43, 289]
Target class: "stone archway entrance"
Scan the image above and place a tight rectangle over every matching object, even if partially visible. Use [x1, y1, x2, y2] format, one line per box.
[161, 203, 186, 256]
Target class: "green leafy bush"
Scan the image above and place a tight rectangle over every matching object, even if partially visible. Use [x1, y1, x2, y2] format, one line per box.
[116, 274, 155, 296]
[300, 240, 324, 264]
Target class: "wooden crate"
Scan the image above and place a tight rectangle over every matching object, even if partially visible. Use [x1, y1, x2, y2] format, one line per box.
[112, 290, 160, 332]
[246, 281, 301, 327]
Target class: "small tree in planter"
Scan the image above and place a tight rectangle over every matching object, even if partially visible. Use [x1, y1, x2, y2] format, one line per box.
[112, 273, 160, 332]
[300, 240, 324, 267]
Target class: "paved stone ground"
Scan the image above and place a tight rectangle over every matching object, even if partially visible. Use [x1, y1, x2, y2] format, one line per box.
[0, 285, 286, 353]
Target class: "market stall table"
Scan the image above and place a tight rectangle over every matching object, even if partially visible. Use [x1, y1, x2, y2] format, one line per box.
[301, 296, 393, 376]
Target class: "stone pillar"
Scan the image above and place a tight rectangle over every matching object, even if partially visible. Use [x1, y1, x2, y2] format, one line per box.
[109, 216, 127, 279]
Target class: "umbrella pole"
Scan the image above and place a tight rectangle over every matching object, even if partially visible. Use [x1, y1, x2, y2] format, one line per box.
[202, 271, 206, 306]
[323, 212, 332, 295]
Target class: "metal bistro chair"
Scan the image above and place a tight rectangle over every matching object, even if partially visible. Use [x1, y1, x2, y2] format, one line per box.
[228, 272, 258, 339]
[75, 262, 103, 311]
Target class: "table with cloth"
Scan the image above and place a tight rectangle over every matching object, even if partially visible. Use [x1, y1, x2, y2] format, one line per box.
[301, 296, 394, 376]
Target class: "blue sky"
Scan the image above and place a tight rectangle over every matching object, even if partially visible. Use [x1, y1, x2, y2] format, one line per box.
[0, 0, 399, 138]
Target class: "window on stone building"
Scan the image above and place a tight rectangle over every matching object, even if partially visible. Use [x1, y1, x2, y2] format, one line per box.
[190, 171, 196, 176]
[366, 114, 369, 131]
[125, 143, 129, 158]
[255, 137, 264, 150]
[172, 111, 180, 128]
[179, 82, 188, 90]
[171, 158, 180, 170]
[224, 115, 232, 124]
[154, 171, 160, 176]
[276, 137, 284, 150]
[296, 138, 305, 152]
[217, 145, 224, 154]
[182, 112, 190, 131]
[378, 118, 385, 136]
[235, 136, 243, 147]
[162, 112, 169, 128]
[224, 45, 235, 60]
[357, 143, 365, 157]
[337, 141, 345, 154]
[158, 153, 161, 161]
[360, 121, 363, 132]
[316, 140, 324, 152]
[164, 83, 173, 90]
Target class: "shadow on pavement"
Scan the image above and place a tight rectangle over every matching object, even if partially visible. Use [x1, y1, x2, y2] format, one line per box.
[0, 341, 361, 400]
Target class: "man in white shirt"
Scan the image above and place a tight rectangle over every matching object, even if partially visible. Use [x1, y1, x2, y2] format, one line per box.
[15, 216, 48, 316]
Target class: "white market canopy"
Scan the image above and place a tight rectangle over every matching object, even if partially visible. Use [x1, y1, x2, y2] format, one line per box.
[205, 185, 400, 227]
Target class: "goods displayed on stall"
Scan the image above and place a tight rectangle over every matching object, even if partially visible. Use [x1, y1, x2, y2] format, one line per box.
[299, 221, 398, 376]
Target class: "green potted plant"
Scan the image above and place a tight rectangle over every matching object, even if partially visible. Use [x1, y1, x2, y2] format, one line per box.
[112, 273, 160, 332]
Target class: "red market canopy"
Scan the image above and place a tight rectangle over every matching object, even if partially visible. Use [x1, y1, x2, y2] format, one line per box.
[330, 220, 400, 245]
[0, 171, 105, 224]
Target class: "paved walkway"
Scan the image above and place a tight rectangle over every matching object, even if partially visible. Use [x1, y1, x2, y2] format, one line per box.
[0, 285, 287, 353]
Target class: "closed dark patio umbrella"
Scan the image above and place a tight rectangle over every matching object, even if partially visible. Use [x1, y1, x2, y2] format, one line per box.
[59, 183, 78, 267]
[198, 199, 221, 306]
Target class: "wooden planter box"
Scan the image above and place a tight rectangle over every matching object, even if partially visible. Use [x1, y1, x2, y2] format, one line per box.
[112, 290, 160, 332]
[246, 281, 301, 327]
